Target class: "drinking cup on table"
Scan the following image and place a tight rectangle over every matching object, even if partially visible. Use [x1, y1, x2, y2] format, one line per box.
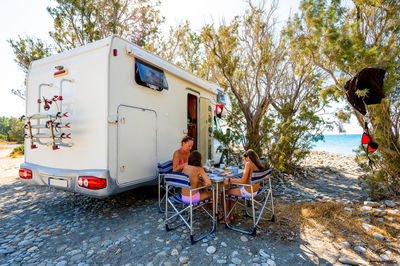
[220, 163, 225, 169]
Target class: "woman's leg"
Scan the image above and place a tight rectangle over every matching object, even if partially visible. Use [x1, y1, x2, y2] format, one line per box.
[223, 187, 242, 223]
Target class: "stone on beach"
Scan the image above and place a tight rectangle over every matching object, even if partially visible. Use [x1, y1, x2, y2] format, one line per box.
[206, 246, 216, 254]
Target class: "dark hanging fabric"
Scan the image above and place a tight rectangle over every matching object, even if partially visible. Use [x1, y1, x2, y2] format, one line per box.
[344, 68, 386, 115]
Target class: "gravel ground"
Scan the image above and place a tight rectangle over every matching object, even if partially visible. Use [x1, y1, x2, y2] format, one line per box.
[0, 146, 399, 266]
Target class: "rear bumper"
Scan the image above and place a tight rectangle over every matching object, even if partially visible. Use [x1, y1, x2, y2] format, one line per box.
[19, 162, 115, 198]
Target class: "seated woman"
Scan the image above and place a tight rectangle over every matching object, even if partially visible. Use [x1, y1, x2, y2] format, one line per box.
[221, 149, 264, 223]
[172, 136, 194, 172]
[181, 151, 212, 204]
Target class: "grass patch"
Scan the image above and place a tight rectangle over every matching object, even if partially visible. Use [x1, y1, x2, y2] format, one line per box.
[257, 201, 400, 254]
[9, 144, 24, 158]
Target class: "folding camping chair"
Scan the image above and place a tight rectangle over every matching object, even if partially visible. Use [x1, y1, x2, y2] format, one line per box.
[222, 168, 275, 236]
[157, 160, 173, 213]
[164, 172, 216, 244]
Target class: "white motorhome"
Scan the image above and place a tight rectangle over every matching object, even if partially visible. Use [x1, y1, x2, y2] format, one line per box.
[19, 35, 225, 198]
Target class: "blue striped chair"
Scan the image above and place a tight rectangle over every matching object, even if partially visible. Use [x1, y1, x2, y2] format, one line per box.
[157, 160, 173, 213]
[222, 167, 275, 236]
[164, 172, 215, 244]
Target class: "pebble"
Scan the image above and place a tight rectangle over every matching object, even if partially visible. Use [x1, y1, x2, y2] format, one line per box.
[384, 200, 396, 207]
[373, 232, 385, 240]
[217, 259, 227, 264]
[179, 257, 189, 264]
[101, 240, 113, 247]
[361, 223, 373, 231]
[231, 257, 241, 265]
[89, 236, 101, 243]
[240, 236, 248, 242]
[170, 249, 179, 256]
[338, 257, 361, 265]
[339, 242, 350, 247]
[18, 239, 33, 247]
[27, 246, 38, 253]
[71, 253, 84, 261]
[354, 246, 366, 253]
[206, 246, 216, 254]
[380, 254, 390, 261]
[221, 242, 227, 247]
[363, 201, 379, 207]
[55, 261, 68, 266]
[360, 206, 372, 211]
[259, 249, 269, 258]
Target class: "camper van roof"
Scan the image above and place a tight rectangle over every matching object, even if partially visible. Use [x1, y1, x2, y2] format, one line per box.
[30, 35, 219, 95]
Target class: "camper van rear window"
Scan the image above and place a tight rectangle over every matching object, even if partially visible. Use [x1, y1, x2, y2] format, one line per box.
[135, 59, 168, 91]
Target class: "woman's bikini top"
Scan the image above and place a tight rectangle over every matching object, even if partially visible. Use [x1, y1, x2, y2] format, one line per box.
[179, 148, 189, 165]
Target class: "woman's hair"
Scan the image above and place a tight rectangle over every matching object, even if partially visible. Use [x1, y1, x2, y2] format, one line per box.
[188, 150, 202, 167]
[243, 149, 264, 170]
[181, 136, 194, 144]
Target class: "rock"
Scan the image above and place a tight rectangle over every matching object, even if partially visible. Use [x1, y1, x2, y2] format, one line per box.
[101, 240, 113, 247]
[340, 242, 350, 248]
[373, 233, 385, 240]
[179, 257, 189, 264]
[206, 246, 216, 254]
[380, 254, 390, 261]
[259, 249, 269, 258]
[216, 259, 227, 264]
[322, 231, 331, 236]
[338, 257, 360, 265]
[221, 242, 227, 247]
[360, 206, 372, 211]
[18, 240, 33, 247]
[354, 246, 366, 253]
[56, 244, 68, 253]
[89, 237, 101, 244]
[70, 253, 84, 262]
[363, 201, 379, 207]
[231, 257, 241, 265]
[266, 259, 276, 266]
[170, 249, 179, 256]
[156, 251, 167, 257]
[240, 236, 248, 242]
[384, 200, 396, 208]
[27, 246, 38, 253]
[362, 223, 373, 231]
[55, 261, 68, 266]
[231, 251, 239, 257]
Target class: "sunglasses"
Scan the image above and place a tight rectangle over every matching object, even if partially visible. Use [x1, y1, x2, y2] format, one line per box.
[361, 132, 378, 152]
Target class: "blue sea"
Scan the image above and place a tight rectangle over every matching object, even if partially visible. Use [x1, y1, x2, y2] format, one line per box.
[312, 134, 362, 156]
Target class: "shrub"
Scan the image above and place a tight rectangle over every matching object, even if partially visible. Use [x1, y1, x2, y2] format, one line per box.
[10, 144, 24, 158]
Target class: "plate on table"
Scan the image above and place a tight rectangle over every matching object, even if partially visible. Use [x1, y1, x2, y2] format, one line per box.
[217, 173, 227, 177]
[212, 169, 223, 174]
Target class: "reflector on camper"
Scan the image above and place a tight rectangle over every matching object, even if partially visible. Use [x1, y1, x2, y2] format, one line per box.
[54, 69, 68, 78]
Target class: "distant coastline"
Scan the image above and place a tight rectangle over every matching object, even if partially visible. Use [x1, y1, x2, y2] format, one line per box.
[312, 134, 362, 156]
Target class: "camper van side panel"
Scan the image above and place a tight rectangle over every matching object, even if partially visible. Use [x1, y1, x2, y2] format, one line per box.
[25, 41, 110, 170]
[108, 37, 215, 187]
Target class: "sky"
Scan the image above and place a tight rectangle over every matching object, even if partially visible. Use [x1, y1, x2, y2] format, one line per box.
[0, 0, 362, 134]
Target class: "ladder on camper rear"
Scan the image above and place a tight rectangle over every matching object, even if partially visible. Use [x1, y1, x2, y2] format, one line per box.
[21, 79, 74, 150]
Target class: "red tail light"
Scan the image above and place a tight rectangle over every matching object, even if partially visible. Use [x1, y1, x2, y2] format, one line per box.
[19, 168, 32, 179]
[78, 176, 106, 190]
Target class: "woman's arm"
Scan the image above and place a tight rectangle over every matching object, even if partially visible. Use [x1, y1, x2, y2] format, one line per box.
[229, 162, 251, 184]
[199, 168, 212, 186]
[172, 151, 185, 172]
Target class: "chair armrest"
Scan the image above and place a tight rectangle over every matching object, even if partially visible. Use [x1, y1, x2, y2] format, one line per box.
[191, 184, 214, 192]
